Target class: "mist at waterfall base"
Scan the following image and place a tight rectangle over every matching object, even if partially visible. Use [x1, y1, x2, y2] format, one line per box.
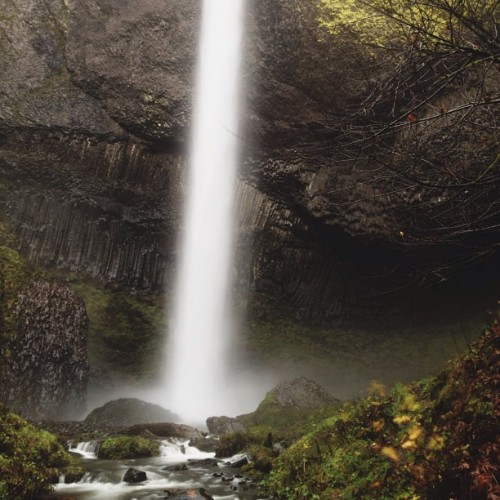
[162, 0, 248, 424]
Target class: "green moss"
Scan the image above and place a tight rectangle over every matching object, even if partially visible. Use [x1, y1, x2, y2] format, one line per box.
[0, 404, 83, 499]
[67, 278, 165, 380]
[237, 391, 339, 437]
[262, 321, 499, 499]
[98, 435, 159, 460]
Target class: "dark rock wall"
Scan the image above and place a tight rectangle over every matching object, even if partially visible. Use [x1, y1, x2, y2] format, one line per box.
[0, 131, 182, 288]
[0, 0, 497, 326]
[5, 281, 88, 420]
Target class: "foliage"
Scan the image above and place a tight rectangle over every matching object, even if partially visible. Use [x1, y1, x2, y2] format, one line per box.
[262, 320, 499, 498]
[66, 277, 165, 380]
[238, 391, 340, 437]
[98, 435, 159, 460]
[0, 404, 83, 499]
[319, 0, 499, 51]
[315, 0, 500, 286]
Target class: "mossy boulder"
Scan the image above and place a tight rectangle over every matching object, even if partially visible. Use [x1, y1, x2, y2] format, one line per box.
[84, 398, 178, 428]
[0, 404, 83, 500]
[208, 377, 340, 436]
[98, 435, 159, 460]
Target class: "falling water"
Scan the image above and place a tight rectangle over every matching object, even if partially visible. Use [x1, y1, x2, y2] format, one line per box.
[165, 0, 246, 423]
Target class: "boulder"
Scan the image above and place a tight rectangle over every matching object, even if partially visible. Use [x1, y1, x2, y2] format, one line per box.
[208, 377, 340, 435]
[188, 436, 220, 453]
[187, 458, 219, 467]
[123, 468, 147, 484]
[84, 398, 179, 428]
[163, 488, 214, 499]
[206, 416, 245, 436]
[119, 422, 202, 439]
[268, 377, 340, 409]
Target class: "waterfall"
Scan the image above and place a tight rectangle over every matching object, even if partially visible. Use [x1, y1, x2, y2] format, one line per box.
[69, 440, 100, 459]
[165, 0, 246, 423]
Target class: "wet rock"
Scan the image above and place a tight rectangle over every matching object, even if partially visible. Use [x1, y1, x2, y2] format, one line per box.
[226, 454, 251, 468]
[187, 458, 219, 467]
[84, 398, 179, 428]
[164, 488, 214, 499]
[188, 436, 220, 452]
[123, 468, 147, 483]
[206, 416, 245, 436]
[163, 463, 188, 472]
[2, 281, 88, 420]
[269, 376, 340, 408]
[119, 422, 203, 439]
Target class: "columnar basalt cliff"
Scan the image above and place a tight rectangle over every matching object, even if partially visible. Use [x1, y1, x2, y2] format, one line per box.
[0, 0, 498, 325]
[3, 281, 88, 420]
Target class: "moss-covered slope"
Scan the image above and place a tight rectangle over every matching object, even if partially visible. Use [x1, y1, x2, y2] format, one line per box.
[0, 404, 83, 499]
[263, 320, 499, 499]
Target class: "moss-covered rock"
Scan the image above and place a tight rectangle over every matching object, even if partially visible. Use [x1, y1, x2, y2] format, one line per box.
[68, 278, 165, 381]
[0, 404, 83, 499]
[209, 377, 340, 438]
[98, 435, 159, 460]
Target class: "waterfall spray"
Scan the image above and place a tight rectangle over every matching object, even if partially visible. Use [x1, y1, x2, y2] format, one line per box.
[165, 0, 245, 423]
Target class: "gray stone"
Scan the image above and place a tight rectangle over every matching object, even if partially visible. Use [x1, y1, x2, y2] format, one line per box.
[84, 398, 179, 428]
[3, 281, 88, 420]
[123, 468, 147, 484]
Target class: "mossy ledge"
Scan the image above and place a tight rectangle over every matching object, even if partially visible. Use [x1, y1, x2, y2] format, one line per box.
[217, 319, 499, 498]
[98, 435, 160, 460]
[0, 404, 83, 499]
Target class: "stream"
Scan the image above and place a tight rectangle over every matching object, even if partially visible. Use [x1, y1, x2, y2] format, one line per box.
[54, 439, 262, 500]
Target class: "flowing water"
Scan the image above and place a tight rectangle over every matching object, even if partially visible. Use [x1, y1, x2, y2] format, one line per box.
[55, 439, 259, 499]
[165, 0, 246, 423]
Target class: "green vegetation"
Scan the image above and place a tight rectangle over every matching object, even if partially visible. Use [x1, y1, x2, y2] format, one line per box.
[0, 404, 83, 499]
[98, 435, 159, 460]
[319, 0, 499, 49]
[0, 217, 165, 382]
[268, 322, 500, 498]
[219, 321, 499, 498]
[68, 278, 165, 380]
[236, 391, 339, 437]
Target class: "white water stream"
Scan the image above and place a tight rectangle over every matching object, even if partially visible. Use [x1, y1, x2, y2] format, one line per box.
[165, 0, 246, 422]
[56, 439, 251, 499]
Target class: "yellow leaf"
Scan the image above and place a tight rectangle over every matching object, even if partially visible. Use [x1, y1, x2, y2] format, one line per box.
[393, 415, 411, 425]
[426, 434, 444, 450]
[381, 446, 399, 462]
[408, 425, 422, 441]
[372, 420, 384, 432]
[401, 440, 417, 450]
[368, 380, 386, 397]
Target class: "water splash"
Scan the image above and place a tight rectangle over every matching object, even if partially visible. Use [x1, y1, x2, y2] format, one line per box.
[165, 0, 246, 423]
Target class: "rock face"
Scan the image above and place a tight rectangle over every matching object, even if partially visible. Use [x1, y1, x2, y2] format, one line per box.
[0, 0, 497, 325]
[5, 281, 89, 420]
[205, 416, 246, 436]
[119, 422, 202, 440]
[207, 377, 340, 435]
[84, 398, 178, 427]
[267, 376, 340, 409]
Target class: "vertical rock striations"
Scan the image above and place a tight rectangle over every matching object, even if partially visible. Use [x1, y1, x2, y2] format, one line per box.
[5, 281, 89, 420]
